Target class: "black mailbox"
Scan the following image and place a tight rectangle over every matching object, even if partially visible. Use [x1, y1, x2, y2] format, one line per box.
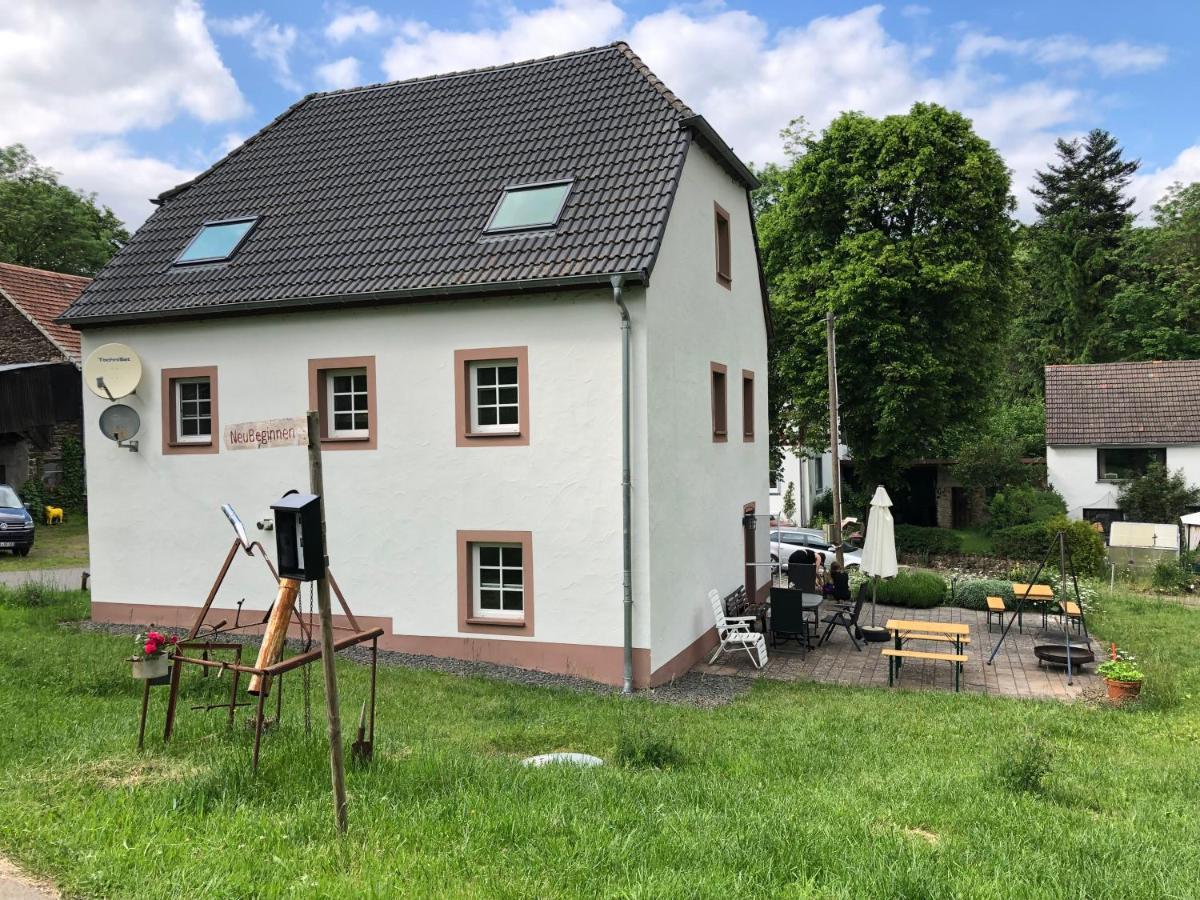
[271, 491, 325, 581]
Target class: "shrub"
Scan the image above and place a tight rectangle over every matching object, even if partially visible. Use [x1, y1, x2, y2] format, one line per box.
[782, 482, 796, 521]
[986, 485, 1066, 532]
[615, 729, 683, 769]
[953, 578, 1014, 611]
[894, 525, 962, 563]
[811, 489, 833, 520]
[1117, 461, 1200, 523]
[870, 570, 947, 608]
[991, 517, 1106, 577]
[1152, 558, 1194, 593]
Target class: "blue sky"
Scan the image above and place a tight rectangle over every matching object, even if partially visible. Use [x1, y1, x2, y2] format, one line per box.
[3, 1, 1198, 227]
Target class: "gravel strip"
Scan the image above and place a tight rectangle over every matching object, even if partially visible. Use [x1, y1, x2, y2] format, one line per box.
[75, 620, 751, 708]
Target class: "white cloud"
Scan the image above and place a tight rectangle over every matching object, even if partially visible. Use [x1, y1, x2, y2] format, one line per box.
[1131, 144, 1200, 219]
[382, 0, 623, 81]
[956, 32, 1167, 76]
[317, 56, 363, 90]
[0, 0, 248, 227]
[214, 12, 300, 91]
[901, 4, 931, 17]
[326, 8, 383, 43]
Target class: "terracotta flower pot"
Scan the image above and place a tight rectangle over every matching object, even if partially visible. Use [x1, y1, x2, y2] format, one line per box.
[131, 655, 169, 680]
[1104, 678, 1142, 702]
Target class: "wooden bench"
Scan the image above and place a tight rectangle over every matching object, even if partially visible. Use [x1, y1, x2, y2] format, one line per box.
[1061, 599, 1084, 635]
[895, 632, 971, 645]
[882, 647, 967, 692]
[985, 596, 1005, 632]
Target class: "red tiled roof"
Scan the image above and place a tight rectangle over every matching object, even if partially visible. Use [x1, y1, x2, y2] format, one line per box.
[1045, 360, 1200, 446]
[0, 262, 89, 360]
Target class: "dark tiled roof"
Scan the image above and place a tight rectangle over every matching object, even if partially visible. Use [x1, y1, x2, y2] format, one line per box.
[62, 43, 746, 326]
[0, 262, 88, 359]
[1045, 360, 1200, 446]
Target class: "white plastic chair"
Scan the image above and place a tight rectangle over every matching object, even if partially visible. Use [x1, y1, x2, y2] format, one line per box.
[707, 589, 768, 669]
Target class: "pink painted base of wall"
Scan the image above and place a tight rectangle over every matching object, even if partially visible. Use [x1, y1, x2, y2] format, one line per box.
[90, 602, 717, 689]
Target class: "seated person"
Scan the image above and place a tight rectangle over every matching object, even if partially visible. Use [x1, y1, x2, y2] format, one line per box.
[824, 562, 852, 604]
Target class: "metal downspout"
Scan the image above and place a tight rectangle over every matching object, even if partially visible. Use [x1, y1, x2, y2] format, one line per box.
[612, 275, 634, 694]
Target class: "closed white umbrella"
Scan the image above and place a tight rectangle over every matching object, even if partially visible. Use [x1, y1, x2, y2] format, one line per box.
[861, 486, 898, 626]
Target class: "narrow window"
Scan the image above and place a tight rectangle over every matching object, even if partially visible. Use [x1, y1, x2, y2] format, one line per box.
[161, 366, 219, 455]
[455, 347, 530, 447]
[308, 356, 377, 449]
[473, 543, 524, 616]
[711, 362, 728, 442]
[469, 360, 520, 434]
[742, 370, 755, 441]
[486, 181, 572, 232]
[714, 202, 732, 288]
[175, 218, 258, 265]
[457, 529, 535, 635]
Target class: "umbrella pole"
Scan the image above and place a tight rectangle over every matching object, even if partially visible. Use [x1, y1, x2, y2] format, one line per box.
[871, 575, 878, 625]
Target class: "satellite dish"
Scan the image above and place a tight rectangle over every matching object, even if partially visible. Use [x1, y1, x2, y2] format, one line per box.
[99, 404, 141, 445]
[83, 342, 142, 400]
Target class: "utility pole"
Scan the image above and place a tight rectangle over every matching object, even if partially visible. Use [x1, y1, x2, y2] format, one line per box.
[306, 409, 348, 834]
[826, 311, 844, 568]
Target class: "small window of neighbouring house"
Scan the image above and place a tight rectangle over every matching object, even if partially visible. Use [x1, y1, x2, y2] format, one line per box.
[175, 218, 258, 264]
[308, 356, 377, 449]
[175, 377, 212, 443]
[486, 182, 571, 232]
[742, 370, 754, 441]
[473, 543, 524, 617]
[714, 203, 731, 288]
[1097, 447, 1166, 481]
[326, 368, 369, 438]
[711, 363, 728, 442]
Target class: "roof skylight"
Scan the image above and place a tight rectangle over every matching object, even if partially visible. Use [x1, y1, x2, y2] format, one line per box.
[175, 218, 259, 265]
[486, 182, 571, 233]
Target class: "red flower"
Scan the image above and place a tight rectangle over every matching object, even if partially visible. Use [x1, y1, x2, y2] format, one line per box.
[144, 641, 159, 655]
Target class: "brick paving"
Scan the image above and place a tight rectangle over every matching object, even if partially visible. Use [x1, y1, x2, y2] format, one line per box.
[695, 601, 1100, 702]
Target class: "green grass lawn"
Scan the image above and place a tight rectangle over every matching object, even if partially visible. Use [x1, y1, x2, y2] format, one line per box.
[0, 515, 88, 571]
[0, 587, 1198, 898]
[950, 528, 995, 556]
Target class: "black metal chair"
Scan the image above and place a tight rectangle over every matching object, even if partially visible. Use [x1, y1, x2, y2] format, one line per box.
[819, 583, 868, 651]
[768, 587, 808, 651]
[787, 560, 823, 641]
[787, 550, 817, 586]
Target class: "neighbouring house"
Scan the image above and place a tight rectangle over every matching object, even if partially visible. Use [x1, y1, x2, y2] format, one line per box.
[1046, 360, 1200, 533]
[59, 44, 771, 688]
[0, 262, 87, 490]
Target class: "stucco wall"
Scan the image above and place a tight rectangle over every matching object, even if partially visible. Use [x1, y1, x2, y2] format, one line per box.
[644, 144, 770, 672]
[80, 288, 653, 679]
[1049, 444, 1200, 518]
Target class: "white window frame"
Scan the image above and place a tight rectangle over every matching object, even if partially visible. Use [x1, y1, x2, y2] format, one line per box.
[469, 359, 520, 435]
[174, 376, 213, 444]
[325, 367, 369, 439]
[472, 542, 524, 617]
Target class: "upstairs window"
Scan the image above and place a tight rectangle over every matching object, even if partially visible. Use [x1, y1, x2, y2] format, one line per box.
[711, 362, 728, 442]
[470, 360, 520, 434]
[742, 370, 755, 442]
[486, 181, 571, 233]
[161, 366, 219, 455]
[714, 203, 732, 288]
[1097, 447, 1166, 481]
[455, 347, 530, 447]
[308, 356, 377, 449]
[326, 368, 370, 438]
[175, 218, 258, 264]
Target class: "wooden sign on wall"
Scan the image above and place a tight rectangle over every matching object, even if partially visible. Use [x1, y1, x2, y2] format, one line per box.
[224, 417, 308, 450]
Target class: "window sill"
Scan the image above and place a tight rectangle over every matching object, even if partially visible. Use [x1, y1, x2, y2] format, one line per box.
[465, 616, 526, 628]
[319, 434, 375, 450]
[716, 274, 732, 290]
[713, 431, 728, 443]
[460, 429, 527, 447]
[168, 440, 213, 448]
[743, 433, 755, 442]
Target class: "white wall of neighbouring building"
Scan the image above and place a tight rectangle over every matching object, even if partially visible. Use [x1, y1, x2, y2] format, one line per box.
[644, 144, 770, 677]
[1048, 444, 1200, 519]
[81, 287, 655, 684]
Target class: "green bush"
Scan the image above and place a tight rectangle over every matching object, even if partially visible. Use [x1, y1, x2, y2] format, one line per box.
[894, 525, 962, 563]
[1152, 558, 1194, 593]
[991, 516, 1106, 577]
[871, 571, 947, 608]
[986, 485, 1066, 532]
[953, 578, 1014, 611]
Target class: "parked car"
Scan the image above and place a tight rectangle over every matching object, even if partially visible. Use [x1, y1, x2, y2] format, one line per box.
[769, 527, 862, 570]
[0, 484, 35, 556]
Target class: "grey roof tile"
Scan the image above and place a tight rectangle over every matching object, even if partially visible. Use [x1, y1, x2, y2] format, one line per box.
[62, 42, 741, 325]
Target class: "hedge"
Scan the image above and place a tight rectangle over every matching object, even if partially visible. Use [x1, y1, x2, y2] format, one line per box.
[953, 578, 1015, 612]
[991, 516, 1106, 576]
[986, 485, 1066, 532]
[869, 570, 948, 609]
[894, 525, 962, 562]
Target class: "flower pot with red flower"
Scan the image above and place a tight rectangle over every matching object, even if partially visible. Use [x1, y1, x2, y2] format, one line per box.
[129, 629, 178, 684]
[1096, 656, 1144, 702]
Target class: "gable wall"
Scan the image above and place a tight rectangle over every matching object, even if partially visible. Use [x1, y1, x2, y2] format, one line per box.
[643, 143, 770, 676]
[0, 295, 64, 365]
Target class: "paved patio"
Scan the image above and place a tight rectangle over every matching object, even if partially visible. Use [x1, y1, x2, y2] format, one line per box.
[694, 601, 1101, 702]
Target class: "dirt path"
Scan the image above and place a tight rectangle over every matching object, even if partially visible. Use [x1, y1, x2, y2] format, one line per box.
[0, 855, 58, 899]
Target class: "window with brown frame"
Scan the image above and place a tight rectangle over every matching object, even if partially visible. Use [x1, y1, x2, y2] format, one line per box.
[711, 362, 728, 442]
[161, 366, 219, 455]
[454, 346, 530, 447]
[742, 370, 755, 441]
[307, 356, 377, 450]
[714, 202, 732, 289]
[457, 529, 534, 636]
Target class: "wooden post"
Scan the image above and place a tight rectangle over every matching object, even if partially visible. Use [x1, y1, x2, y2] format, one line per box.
[826, 311, 844, 567]
[307, 409, 349, 834]
[247, 578, 300, 694]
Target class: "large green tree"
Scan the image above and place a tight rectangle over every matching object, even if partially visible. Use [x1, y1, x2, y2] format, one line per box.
[758, 103, 1016, 486]
[0, 144, 128, 276]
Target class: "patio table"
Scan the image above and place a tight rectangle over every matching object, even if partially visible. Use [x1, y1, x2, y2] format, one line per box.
[884, 619, 970, 654]
[1011, 583, 1055, 632]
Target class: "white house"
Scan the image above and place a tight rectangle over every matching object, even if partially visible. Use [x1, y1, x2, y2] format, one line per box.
[769, 447, 836, 526]
[1046, 360, 1200, 531]
[60, 44, 771, 690]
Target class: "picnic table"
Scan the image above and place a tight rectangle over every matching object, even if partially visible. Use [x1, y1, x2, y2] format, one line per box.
[1011, 582, 1055, 632]
[883, 619, 970, 692]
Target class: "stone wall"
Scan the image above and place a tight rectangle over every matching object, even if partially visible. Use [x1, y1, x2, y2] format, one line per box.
[0, 297, 64, 365]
